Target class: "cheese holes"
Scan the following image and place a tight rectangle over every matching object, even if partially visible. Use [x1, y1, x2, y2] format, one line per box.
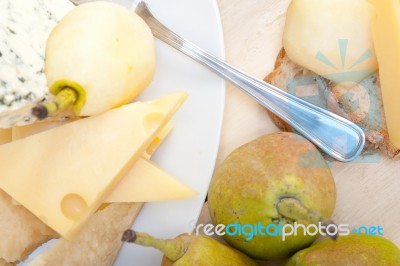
[61, 193, 88, 221]
[143, 112, 165, 133]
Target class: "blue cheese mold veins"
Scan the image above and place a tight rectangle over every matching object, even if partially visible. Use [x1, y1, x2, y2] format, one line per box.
[0, 0, 73, 126]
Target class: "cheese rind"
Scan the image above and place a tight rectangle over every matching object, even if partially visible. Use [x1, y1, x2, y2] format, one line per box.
[0, 129, 11, 144]
[369, 0, 400, 148]
[0, 92, 187, 238]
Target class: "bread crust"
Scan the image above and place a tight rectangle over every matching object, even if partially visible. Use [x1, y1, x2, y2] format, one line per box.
[0, 189, 57, 263]
[265, 49, 400, 158]
[30, 203, 143, 266]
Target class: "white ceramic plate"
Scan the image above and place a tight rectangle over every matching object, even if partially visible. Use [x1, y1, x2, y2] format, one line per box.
[22, 0, 224, 264]
[115, 1, 225, 265]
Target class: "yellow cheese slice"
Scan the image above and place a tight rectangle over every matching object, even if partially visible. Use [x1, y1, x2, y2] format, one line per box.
[12, 120, 75, 140]
[0, 129, 11, 145]
[142, 122, 174, 159]
[12, 120, 174, 159]
[12, 120, 196, 203]
[107, 158, 197, 202]
[370, 0, 400, 148]
[0, 92, 187, 238]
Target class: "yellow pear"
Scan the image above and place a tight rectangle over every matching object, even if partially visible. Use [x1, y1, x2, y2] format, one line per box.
[208, 132, 336, 260]
[33, 1, 155, 118]
[286, 234, 400, 265]
[122, 230, 257, 266]
[283, 0, 377, 87]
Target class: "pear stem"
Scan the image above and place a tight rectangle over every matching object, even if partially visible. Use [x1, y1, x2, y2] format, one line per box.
[32, 87, 78, 119]
[276, 197, 337, 239]
[122, 230, 188, 261]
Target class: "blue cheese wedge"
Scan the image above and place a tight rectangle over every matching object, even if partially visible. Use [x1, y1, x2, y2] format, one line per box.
[0, 0, 73, 127]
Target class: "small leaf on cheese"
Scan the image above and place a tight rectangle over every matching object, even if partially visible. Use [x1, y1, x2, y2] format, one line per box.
[0, 92, 187, 238]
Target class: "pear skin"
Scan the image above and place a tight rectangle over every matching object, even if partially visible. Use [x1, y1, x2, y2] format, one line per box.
[122, 230, 257, 266]
[286, 234, 400, 265]
[208, 132, 336, 260]
[33, 1, 155, 119]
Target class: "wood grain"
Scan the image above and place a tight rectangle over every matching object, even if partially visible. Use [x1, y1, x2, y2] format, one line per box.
[205, 0, 400, 251]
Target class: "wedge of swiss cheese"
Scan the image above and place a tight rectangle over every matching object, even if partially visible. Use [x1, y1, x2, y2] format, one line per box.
[369, 0, 400, 149]
[11, 121, 196, 203]
[0, 92, 186, 238]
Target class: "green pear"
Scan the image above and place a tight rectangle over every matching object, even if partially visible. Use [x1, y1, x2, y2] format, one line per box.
[121, 230, 258, 266]
[208, 132, 336, 260]
[32, 1, 155, 119]
[286, 234, 400, 265]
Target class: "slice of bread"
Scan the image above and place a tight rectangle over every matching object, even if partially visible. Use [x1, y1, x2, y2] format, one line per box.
[0, 186, 142, 265]
[265, 49, 400, 158]
[0, 189, 57, 263]
[30, 203, 143, 266]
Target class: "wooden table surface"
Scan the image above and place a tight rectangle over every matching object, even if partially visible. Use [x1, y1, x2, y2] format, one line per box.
[198, 0, 400, 252]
